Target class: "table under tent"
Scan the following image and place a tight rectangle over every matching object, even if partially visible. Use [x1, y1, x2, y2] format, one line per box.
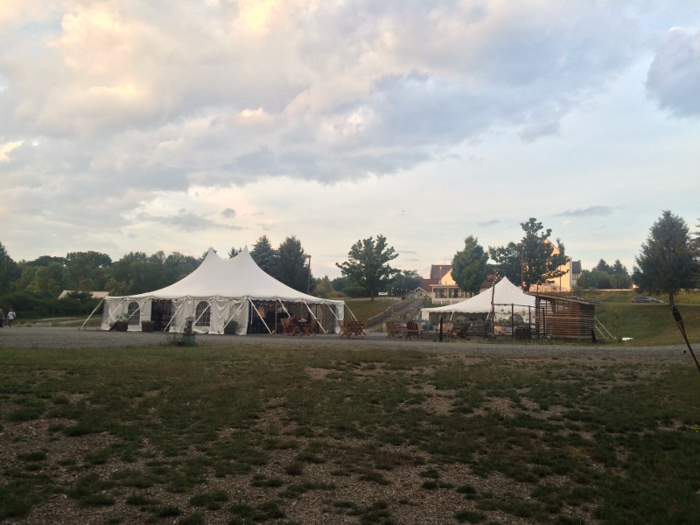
[93, 247, 345, 335]
[421, 277, 537, 339]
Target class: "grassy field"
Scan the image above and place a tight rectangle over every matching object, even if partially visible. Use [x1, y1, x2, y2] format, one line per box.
[344, 299, 398, 323]
[595, 304, 700, 346]
[562, 289, 700, 305]
[1, 345, 699, 524]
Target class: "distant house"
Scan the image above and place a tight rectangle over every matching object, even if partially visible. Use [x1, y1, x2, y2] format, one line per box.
[415, 264, 468, 300]
[528, 240, 581, 293]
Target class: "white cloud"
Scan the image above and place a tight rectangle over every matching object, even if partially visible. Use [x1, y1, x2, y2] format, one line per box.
[646, 28, 700, 116]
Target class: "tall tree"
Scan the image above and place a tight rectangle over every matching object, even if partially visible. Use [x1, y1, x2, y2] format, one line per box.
[276, 236, 310, 292]
[336, 234, 399, 300]
[228, 247, 242, 258]
[0, 241, 19, 292]
[490, 219, 568, 291]
[595, 259, 613, 274]
[65, 251, 112, 291]
[632, 211, 697, 305]
[391, 270, 422, 299]
[452, 236, 489, 295]
[251, 236, 278, 277]
[487, 242, 521, 285]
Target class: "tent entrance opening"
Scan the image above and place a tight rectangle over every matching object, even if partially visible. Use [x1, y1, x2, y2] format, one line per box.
[150, 300, 172, 331]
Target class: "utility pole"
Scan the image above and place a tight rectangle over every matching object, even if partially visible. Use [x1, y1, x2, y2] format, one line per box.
[306, 255, 312, 294]
[517, 242, 525, 291]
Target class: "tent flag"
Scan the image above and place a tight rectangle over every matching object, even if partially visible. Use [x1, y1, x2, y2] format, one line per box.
[99, 247, 345, 335]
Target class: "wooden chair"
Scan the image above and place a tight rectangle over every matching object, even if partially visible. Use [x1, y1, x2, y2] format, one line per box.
[386, 321, 402, 339]
[348, 321, 365, 339]
[301, 318, 317, 336]
[338, 320, 354, 338]
[281, 318, 299, 336]
[405, 321, 423, 340]
[454, 323, 472, 340]
[443, 322, 456, 339]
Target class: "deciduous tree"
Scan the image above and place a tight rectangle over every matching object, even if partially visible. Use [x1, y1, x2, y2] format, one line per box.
[452, 236, 489, 295]
[632, 211, 696, 305]
[336, 235, 399, 300]
[490, 219, 568, 290]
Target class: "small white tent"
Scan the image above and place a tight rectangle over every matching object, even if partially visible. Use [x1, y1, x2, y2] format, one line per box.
[99, 247, 344, 334]
[421, 277, 535, 321]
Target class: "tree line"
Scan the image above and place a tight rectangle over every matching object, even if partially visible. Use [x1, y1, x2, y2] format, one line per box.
[448, 212, 699, 306]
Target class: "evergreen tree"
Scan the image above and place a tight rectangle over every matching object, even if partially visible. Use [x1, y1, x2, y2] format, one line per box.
[632, 211, 697, 305]
[251, 236, 278, 277]
[228, 247, 242, 258]
[276, 236, 311, 292]
[595, 259, 613, 274]
[336, 234, 399, 300]
[452, 236, 489, 295]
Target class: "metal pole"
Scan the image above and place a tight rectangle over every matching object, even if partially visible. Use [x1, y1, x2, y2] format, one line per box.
[80, 298, 105, 330]
[439, 316, 443, 342]
[511, 303, 514, 339]
[672, 306, 700, 374]
[306, 255, 312, 294]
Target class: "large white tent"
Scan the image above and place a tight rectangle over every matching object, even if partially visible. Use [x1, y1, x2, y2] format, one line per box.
[421, 277, 536, 321]
[99, 247, 345, 334]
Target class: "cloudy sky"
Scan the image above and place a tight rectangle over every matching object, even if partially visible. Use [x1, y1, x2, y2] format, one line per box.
[1, 0, 699, 279]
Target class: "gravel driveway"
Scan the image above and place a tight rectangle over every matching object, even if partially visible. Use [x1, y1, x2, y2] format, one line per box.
[0, 326, 692, 360]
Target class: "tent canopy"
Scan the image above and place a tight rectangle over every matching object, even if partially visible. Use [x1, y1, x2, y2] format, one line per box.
[100, 247, 344, 334]
[421, 277, 535, 320]
[125, 246, 342, 305]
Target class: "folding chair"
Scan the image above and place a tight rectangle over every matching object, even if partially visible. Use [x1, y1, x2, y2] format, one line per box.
[386, 321, 402, 339]
[281, 318, 299, 336]
[302, 318, 317, 336]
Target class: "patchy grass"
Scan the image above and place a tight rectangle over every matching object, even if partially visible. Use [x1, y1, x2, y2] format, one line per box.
[0, 345, 699, 524]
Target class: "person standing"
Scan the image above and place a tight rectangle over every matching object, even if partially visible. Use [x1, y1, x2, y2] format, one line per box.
[7, 308, 16, 327]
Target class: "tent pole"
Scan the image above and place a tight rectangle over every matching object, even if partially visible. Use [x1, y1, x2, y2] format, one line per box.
[222, 300, 247, 334]
[275, 299, 278, 334]
[303, 302, 328, 334]
[80, 298, 104, 331]
[345, 305, 359, 322]
[249, 298, 272, 334]
[163, 300, 185, 333]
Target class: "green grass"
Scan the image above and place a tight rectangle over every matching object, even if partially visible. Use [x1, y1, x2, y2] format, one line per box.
[344, 299, 398, 323]
[595, 304, 700, 345]
[1, 345, 699, 524]
[557, 289, 700, 305]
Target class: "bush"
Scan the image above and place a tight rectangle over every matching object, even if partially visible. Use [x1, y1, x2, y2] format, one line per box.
[0, 290, 103, 319]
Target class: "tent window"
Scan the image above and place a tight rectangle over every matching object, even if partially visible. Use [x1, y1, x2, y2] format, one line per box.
[195, 301, 211, 327]
[127, 302, 140, 325]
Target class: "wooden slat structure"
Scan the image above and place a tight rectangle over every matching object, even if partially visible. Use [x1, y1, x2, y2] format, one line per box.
[532, 294, 599, 340]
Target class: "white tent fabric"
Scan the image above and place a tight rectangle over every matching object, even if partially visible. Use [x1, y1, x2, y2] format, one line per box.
[100, 247, 345, 334]
[421, 277, 535, 321]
